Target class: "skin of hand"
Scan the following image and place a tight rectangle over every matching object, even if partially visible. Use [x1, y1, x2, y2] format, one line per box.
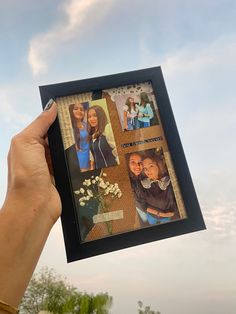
[147, 207, 174, 218]
[90, 160, 95, 170]
[123, 110, 128, 130]
[0, 102, 62, 311]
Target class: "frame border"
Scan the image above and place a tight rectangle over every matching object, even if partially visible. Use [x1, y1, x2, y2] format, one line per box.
[39, 66, 206, 262]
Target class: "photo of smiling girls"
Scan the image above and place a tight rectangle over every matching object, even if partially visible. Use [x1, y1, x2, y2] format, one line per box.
[126, 147, 180, 226]
[87, 99, 119, 170]
[104, 82, 159, 132]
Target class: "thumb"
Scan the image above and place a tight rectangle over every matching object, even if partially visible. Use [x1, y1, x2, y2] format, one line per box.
[22, 100, 58, 139]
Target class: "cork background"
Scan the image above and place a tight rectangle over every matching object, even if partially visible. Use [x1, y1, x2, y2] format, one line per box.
[55, 82, 187, 242]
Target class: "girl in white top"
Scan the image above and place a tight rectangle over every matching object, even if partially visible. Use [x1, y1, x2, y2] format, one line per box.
[123, 97, 139, 131]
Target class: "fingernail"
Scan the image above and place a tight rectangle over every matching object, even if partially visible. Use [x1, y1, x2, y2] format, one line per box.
[44, 98, 54, 111]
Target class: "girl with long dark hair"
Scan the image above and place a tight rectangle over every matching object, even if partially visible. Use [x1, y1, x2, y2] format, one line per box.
[123, 97, 139, 130]
[137, 92, 154, 128]
[87, 105, 118, 169]
[126, 152, 148, 225]
[141, 151, 177, 224]
[69, 103, 92, 172]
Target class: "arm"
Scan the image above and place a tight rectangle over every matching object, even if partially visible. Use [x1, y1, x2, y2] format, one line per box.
[144, 103, 153, 119]
[123, 110, 128, 130]
[90, 151, 95, 170]
[0, 101, 61, 313]
[104, 124, 118, 159]
[90, 160, 95, 170]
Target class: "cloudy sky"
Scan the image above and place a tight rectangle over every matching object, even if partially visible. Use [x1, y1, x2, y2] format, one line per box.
[0, 0, 236, 313]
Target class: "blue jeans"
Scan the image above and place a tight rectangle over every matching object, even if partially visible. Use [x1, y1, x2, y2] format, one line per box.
[138, 121, 150, 128]
[147, 213, 171, 225]
[127, 118, 140, 130]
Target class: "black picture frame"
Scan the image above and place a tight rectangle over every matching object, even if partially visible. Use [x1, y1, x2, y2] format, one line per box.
[39, 66, 205, 262]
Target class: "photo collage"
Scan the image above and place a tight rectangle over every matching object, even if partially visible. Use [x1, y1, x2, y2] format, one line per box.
[56, 82, 187, 242]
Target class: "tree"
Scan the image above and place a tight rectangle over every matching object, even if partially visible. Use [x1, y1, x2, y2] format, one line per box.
[20, 268, 112, 314]
[138, 301, 161, 314]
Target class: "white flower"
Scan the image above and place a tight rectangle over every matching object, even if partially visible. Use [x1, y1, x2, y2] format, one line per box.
[104, 188, 110, 195]
[87, 189, 93, 197]
[102, 172, 107, 177]
[74, 190, 80, 195]
[85, 196, 90, 201]
[79, 188, 85, 194]
[99, 181, 107, 189]
[80, 202, 85, 206]
[92, 180, 96, 184]
[83, 179, 91, 186]
[117, 192, 122, 198]
[95, 176, 99, 181]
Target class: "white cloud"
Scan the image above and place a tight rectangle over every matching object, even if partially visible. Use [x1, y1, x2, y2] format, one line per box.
[139, 33, 236, 78]
[138, 33, 236, 141]
[28, 0, 114, 76]
[175, 37, 236, 89]
[203, 201, 236, 240]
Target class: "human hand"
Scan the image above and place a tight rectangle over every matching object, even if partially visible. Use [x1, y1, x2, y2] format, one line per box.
[157, 211, 174, 218]
[0, 100, 62, 311]
[147, 207, 174, 218]
[2, 100, 61, 225]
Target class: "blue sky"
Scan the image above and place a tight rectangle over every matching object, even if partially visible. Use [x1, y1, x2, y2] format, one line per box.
[0, 0, 236, 313]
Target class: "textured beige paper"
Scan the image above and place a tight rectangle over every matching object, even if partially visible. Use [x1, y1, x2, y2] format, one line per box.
[93, 210, 124, 223]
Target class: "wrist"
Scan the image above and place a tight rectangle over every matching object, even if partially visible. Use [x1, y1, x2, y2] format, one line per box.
[3, 184, 60, 225]
[0, 203, 54, 308]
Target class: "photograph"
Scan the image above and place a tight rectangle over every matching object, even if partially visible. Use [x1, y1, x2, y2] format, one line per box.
[104, 82, 159, 132]
[60, 98, 119, 173]
[87, 99, 119, 170]
[125, 147, 181, 227]
[73, 170, 126, 242]
[39, 66, 205, 261]
[2, 3, 233, 314]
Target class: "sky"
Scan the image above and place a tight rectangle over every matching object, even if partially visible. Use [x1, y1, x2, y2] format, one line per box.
[0, 0, 236, 313]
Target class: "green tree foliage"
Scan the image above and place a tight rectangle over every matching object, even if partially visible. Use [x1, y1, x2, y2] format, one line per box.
[20, 268, 112, 314]
[138, 301, 161, 314]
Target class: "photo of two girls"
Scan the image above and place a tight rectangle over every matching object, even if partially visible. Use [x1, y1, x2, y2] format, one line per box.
[69, 99, 119, 172]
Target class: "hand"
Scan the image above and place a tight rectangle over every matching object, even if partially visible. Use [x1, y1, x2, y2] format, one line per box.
[147, 207, 174, 218]
[3, 101, 61, 223]
[157, 211, 174, 218]
[0, 101, 62, 309]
